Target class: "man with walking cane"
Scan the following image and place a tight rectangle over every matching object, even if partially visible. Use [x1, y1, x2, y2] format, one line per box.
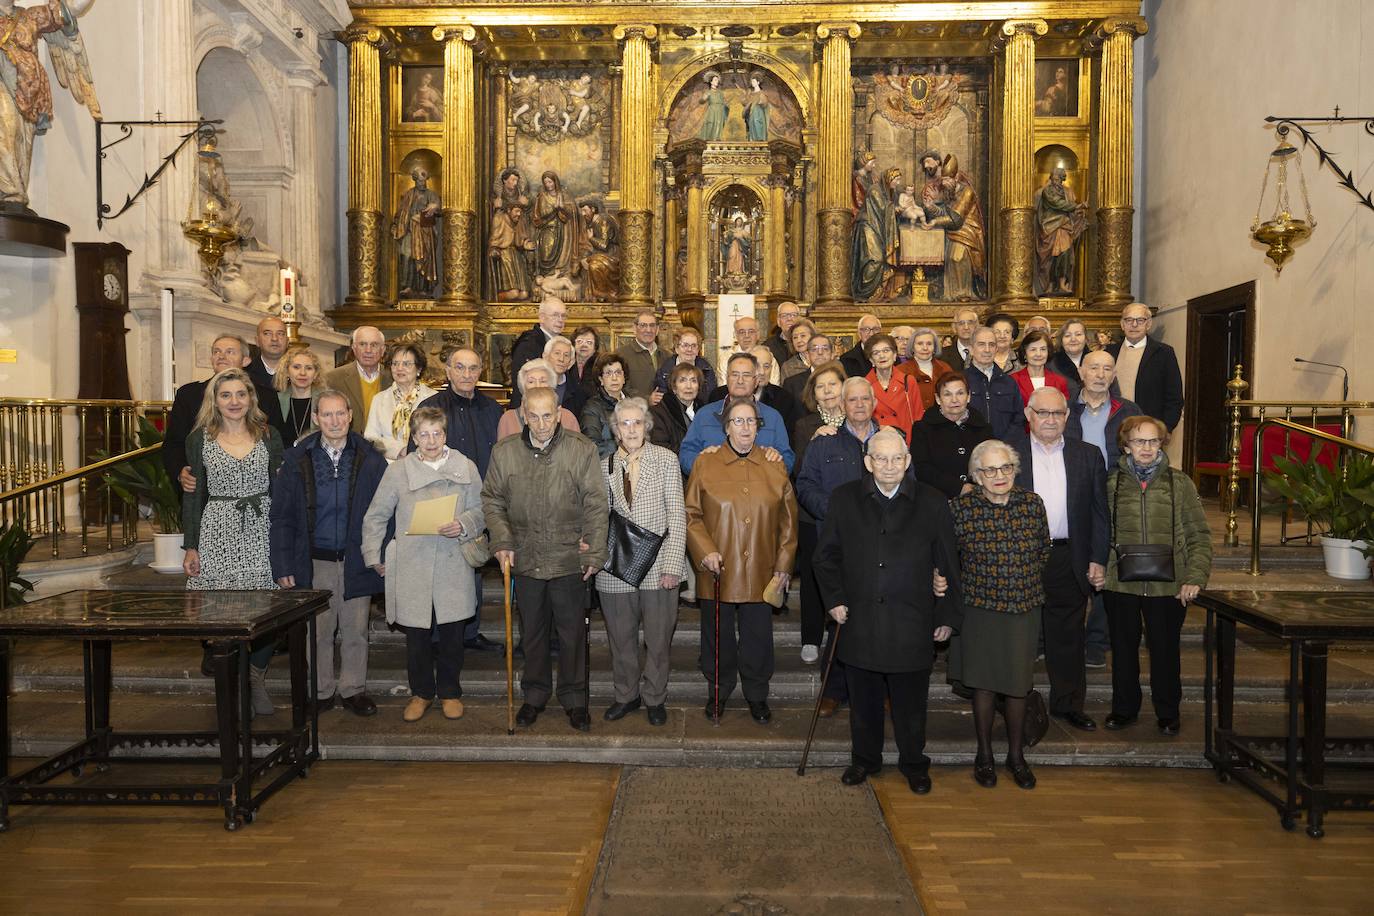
[812, 428, 962, 794]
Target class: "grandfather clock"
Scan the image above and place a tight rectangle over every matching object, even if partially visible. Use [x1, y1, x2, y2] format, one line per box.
[74, 242, 133, 482]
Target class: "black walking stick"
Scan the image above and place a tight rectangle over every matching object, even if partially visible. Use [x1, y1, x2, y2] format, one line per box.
[502, 560, 515, 736]
[798, 617, 844, 776]
[584, 591, 593, 725]
[710, 568, 721, 725]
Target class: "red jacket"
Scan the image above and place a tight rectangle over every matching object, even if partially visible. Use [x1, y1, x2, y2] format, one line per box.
[866, 369, 925, 442]
[1011, 367, 1071, 405]
[897, 358, 954, 411]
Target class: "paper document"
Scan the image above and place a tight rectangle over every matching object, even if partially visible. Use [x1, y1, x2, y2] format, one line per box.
[406, 494, 458, 535]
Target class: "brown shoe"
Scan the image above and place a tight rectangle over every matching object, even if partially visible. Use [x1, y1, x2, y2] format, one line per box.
[403, 696, 431, 722]
[818, 697, 840, 718]
[442, 698, 465, 720]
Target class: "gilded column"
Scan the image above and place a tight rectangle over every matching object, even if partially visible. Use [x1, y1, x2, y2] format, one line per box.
[342, 26, 388, 307]
[614, 25, 658, 311]
[991, 19, 1047, 308]
[767, 175, 789, 299]
[434, 25, 479, 310]
[814, 22, 860, 311]
[663, 178, 679, 301]
[1091, 16, 1148, 309]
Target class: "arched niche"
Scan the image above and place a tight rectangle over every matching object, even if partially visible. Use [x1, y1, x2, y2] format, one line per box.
[706, 182, 765, 294]
[664, 61, 805, 148]
[1033, 143, 1091, 299]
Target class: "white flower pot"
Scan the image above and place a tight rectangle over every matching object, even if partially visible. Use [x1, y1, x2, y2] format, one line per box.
[1319, 536, 1371, 581]
[151, 532, 186, 574]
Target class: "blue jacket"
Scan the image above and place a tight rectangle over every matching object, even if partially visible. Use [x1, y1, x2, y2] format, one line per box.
[416, 388, 502, 477]
[269, 431, 387, 599]
[679, 398, 795, 475]
[795, 423, 874, 523]
[964, 364, 1025, 441]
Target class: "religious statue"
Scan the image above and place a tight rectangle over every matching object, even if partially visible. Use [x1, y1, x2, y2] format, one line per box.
[722, 215, 751, 277]
[511, 69, 607, 142]
[1034, 166, 1090, 296]
[851, 164, 899, 301]
[0, 0, 100, 213]
[406, 71, 443, 122]
[743, 71, 769, 141]
[532, 170, 579, 281]
[392, 167, 441, 298]
[487, 196, 535, 302]
[574, 198, 620, 303]
[697, 71, 727, 141]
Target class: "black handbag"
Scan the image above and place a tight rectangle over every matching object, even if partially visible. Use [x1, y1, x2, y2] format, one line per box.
[1112, 469, 1176, 583]
[603, 453, 665, 587]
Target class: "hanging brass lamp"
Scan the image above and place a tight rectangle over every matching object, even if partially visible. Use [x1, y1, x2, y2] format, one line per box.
[1250, 133, 1315, 274]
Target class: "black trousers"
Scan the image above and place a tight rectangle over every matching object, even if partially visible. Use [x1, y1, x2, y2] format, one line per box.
[818, 620, 849, 702]
[515, 573, 588, 710]
[845, 665, 932, 778]
[797, 521, 824, 645]
[700, 601, 774, 704]
[401, 607, 465, 700]
[1103, 590, 1188, 721]
[1042, 543, 1090, 716]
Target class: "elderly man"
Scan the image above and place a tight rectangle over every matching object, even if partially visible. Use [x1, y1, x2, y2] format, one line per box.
[765, 301, 803, 366]
[508, 297, 569, 408]
[324, 326, 391, 433]
[708, 346, 803, 436]
[891, 325, 915, 364]
[840, 314, 883, 379]
[963, 326, 1025, 440]
[814, 428, 961, 795]
[1013, 388, 1108, 731]
[797, 376, 879, 707]
[269, 389, 387, 716]
[680, 352, 794, 474]
[1107, 303, 1183, 431]
[783, 333, 836, 400]
[1024, 315, 1053, 338]
[483, 387, 608, 732]
[942, 307, 981, 370]
[616, 310, 668, 401]
[1067, 350, 1142, 469]
[545, 334, 588, 417]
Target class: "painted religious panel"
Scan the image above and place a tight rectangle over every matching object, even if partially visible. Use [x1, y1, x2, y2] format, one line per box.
[1034, 60, 1078, 118]
[487, 65, 614, 302]
[666, 68, 802, 146]
[401, 67, 444, 123]
[850, 60, 990, 304]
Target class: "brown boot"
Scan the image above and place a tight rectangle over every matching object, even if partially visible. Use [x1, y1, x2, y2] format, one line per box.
[442, 699, 465, 720]
[403, 696, 432, 722]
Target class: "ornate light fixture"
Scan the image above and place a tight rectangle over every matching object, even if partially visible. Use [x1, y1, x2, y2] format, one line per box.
[1250, 132, 1314, 274]
[181, 198, 239, 274]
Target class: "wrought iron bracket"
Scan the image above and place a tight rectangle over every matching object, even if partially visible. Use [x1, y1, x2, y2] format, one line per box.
[1264, 115, 1374, 214]
[95, 116, 223, 228]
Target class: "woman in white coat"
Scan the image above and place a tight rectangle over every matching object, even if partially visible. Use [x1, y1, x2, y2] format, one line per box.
[362, 405, 486, 722]
[364, 342, 438, 461]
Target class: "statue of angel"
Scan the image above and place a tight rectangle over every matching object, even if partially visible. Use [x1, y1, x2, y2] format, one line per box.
[0, 0, 101, 213]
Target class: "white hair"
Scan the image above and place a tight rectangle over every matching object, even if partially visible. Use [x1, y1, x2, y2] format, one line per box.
[841, 376, 875, 400]
[542, 335, 573, 358]
[968, 439, 1019, 481]
[612, 396, 654, 437]
[517, 358, 556, 395]
[866, 426, 909, 457]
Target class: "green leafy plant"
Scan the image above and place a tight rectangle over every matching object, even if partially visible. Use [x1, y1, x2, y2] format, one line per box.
[1266, 446, 1374, 544]
[100, 416, 181, 534]
[1, 512, 38, 607]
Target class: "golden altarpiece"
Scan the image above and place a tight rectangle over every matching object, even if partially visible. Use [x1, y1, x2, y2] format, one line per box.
[334, 1, 1145, 386]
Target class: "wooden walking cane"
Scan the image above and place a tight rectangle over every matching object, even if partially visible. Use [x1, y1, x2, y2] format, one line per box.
[502, 559, 515, 736]
[710, 568, 721, 726]
[798, 618, 843, 776]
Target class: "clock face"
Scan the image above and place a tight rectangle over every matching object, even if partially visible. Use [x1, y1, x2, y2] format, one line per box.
[103, 273, 122, 301]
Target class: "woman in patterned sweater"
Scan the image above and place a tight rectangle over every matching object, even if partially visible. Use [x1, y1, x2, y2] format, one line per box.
[948, 439, 1051, 790]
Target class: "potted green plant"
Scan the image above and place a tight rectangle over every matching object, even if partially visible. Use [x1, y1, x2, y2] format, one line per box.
[0, 511, 38, 607]
[1266, 447, 1374, 580]
[101, 416, 184, 573]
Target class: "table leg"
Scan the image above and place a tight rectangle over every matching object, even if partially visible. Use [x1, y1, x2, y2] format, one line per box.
[288, 619, 308, 768]
[210, 641, 241, 831]
[308, 613, 319, 764]
[1217, 617, 1236, 734]
[1204, 609, 1214, 764]
[89, 640, 112, 764]
[1283, 641, 1299, 830]
[1302, 640, 1329, 839]
[236, 641, 253, 826]
[0, 638, 10, 831]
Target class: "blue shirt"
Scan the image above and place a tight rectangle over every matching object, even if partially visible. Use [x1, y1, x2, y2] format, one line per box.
[679, 398, 795, 474]
[1076, 395, 1111, 468]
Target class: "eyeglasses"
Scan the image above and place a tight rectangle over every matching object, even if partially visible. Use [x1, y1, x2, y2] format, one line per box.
[617, 418, 644, 428]
[868, 454, 906, 466]
[635, 321, 659, 329]
[1029, 409, 1068, 420]
[1128, 437, 1162, 448]
[869, 347, 894, 358]
[601, 368, 625, 377]
[391, 359, 416, 369]
[727, 371, 756, 381]
[1122, 316, 1150, 326]
[977, 464, 1016, 478]
[728, 416, 758, 427]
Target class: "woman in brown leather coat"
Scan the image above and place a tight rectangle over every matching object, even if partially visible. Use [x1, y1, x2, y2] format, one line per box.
[685, 397, 799, 724]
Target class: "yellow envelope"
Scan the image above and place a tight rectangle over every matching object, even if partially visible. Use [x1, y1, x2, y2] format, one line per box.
[406, 494, 458, 535]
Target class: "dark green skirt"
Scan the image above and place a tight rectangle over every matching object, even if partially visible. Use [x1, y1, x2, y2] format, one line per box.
[947, 604, 1039, 698]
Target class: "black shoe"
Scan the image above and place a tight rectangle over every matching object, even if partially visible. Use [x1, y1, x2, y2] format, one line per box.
[682, 598, 700, 609]
[311, 693, 337, 716]
[603, 698, 642, 721]
[1104, 713, 1137, 731]
[515, 703, 542, 727]
[908, 774, 933, 795]
[841, 765, 873, 786]
[747, 700, 772, 723]
[1006, 757, 1037, 790]
[1085, 647, 1108, 669]
[1053, 710, 1098, 732]
[647, 704, 667, 726]
[973, 755, 997, 788]
[340, 693, 378, 717]
[464, 633, 504, 653]
[704, 700, 724, 721]
[568, 707, 591, 732]
[1157, 717, 1181, 736]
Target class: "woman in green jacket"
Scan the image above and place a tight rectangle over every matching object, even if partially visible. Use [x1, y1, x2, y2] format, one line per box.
[1103, 415, 1212, 737]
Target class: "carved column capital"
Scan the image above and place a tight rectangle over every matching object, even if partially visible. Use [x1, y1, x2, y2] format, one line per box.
[339, 25, 390, 52]
[815, 22, 861, 45]
[1091, 15, 1149, 46]
[613, 24, 659, 43]
[432, 24, 477, 43]
[991, 18, 1048, 51]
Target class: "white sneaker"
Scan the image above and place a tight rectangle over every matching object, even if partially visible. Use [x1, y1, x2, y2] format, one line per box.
[800, 644, 820, 664]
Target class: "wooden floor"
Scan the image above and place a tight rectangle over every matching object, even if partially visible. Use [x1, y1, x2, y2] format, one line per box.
[873, 766, 1374, 916]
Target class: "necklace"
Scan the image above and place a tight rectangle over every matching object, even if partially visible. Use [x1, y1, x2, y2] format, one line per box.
[288, 394, 312, 442]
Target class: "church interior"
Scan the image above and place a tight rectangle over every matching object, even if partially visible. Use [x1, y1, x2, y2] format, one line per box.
[1, 0, 1373, 912]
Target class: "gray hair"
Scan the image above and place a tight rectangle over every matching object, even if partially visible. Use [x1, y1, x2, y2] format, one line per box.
[968, 439, 1019, 482]
[212, 333, 252, 356]
[841, 376, 875, 400]
[542, 335, 573, 358]
[866, 426, 909, 457]
[612, 396, 654, 438]
[516, 357, 556, 395]
[911, 326, 942, 357]
[314, 388, 351, 413]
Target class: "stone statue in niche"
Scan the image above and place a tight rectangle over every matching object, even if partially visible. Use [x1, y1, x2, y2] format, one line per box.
[743, 71, 769, 141]
[532, 170, 580, 285]
[0, 0, 100, 213]
[574, 198, 620, 303]
[1034, 166, 1089, 296]
[716, 209, 758, 293]
[697, 71, 727, 141]
[392, 166, 441, 298]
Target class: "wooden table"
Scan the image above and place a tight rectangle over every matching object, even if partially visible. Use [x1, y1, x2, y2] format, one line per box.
[0, 588, 330, 832]
[1197, 589, 1374, 838]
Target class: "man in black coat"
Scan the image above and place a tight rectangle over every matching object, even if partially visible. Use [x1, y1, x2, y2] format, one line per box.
[782, 334, 834, 401]
[1107, 303, 1183, 432]
[1013, 388, 1108, 730]
[814, 428, 962, 795]
[940, 307, 981, 371]
[764, 300, 802, 366]
[838, 313, 883, 379]
[964, 326, 1025, 440]
[507, 296, 568, 409]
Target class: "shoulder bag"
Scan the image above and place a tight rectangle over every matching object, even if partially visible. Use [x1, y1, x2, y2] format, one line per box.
[1111, 468, 1176, 582]
[603, 452, 665, 587]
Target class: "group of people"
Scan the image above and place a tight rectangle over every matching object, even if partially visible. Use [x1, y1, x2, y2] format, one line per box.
[165, 299, 1209, 796]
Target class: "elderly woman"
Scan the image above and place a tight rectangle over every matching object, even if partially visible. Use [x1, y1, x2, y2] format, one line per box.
[865, 332, 924, 442]
[182, 368, 285, 716]
[650, 362, 702, 454]
[1049, 318, 1090, 393]
[571, 325, 601, 394]
[361, 406, 487, 723]
[544, 334, 588, 417]
[497, 357, 581, 440]
[1010, 329, 1070, 408]
[652, 326, 718, 396]
[365, 342, 438, 461]
[898, 327, 953, 411]
[910, 373, 993, 499]
[791, 360, 848, 469]
[779, 319, 817, 382]
[988, 313, 1022, 373]
[948, 439, 1050, 790]
[596, 398, 688, 727]
[274, 343, 324, 446]
[686, 396, 798, 723]
[1103, 416, 1212, 737]
[580, 352, 628, 458]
